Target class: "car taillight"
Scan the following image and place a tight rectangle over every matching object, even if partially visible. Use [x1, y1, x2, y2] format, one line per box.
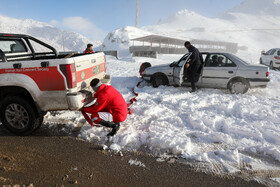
[59, 64, 77, 89]
[274, 56, 280, 60]
[266, 72, 269, 77]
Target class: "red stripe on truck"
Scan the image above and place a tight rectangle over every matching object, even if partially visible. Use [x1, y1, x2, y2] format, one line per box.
[0, 67, 66, 91]
[76, 63, 106, 82]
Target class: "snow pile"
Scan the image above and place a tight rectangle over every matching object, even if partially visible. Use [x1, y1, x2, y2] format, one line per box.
[128, 159, 146, 168]
[102, 26, 151, 56]
[0, 15, 101, 52]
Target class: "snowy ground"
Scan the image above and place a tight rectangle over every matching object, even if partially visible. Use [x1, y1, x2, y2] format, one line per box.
[45, 54, 280, 182]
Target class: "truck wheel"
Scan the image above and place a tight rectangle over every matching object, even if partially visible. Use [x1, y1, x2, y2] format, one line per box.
[0, 96, 38, 135]
[152, 74, 168, 88]
[229, 80, 249, 94]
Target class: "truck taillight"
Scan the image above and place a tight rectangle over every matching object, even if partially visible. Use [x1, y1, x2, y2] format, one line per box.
[59, 64, 77, 89]
[266, 72, 269, 77]
[274, 56, 280, 60]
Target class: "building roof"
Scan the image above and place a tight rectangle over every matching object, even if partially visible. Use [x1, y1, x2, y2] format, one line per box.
[131, 35, 186, 46]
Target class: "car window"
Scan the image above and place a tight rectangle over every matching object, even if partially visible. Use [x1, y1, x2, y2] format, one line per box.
[266, 49, 272, 55]
[205, 54, 236, 67]
[0, 39, 27, 53]
[270, 49, 276, 55]
[278, 50, 280, 56]
[177, 53, 190, 67]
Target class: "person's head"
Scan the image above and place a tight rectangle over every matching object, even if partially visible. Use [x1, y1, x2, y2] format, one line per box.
[218, 56, 224, 63]
[184, 41, 191, 49]
[212, 55, 218, 61]
[90, 78, 103, 92]
[87, 44, 93, 51]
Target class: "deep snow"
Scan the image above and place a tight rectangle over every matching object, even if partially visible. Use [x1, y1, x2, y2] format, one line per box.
[45, 54, 280, 179]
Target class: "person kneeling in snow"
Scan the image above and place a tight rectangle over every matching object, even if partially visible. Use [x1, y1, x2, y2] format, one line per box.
[82, 79, 128, 136]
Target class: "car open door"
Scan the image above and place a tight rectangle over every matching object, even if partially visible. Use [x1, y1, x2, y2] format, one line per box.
[173, 53, 191, 86]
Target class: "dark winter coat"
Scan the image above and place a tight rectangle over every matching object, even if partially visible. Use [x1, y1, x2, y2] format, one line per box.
[187, 45, 201, 66]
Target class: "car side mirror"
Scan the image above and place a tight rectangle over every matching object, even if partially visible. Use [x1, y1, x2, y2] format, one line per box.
[261, 50, 266, 55]
[170, 62, 176, 67]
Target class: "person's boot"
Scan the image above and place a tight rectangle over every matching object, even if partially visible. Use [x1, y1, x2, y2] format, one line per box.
[99, 120, 120, 136]
[107, 123, 120, 137]
[190, 88, 197, 93]
[99, 119, 115, 128]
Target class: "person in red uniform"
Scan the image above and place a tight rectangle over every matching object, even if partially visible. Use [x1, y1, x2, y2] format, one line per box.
[82, 79, 128, 136]
[83, 43, 94, 54]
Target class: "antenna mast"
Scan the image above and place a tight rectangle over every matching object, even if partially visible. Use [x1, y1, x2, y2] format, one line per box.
[135, 0, 139, 27]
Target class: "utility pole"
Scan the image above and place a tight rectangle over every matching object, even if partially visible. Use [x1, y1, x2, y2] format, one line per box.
[135, 0, 139, 28]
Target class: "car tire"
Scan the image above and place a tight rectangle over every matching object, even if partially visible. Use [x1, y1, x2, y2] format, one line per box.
[152, 74, 168, 88]
[0, 96, 39, 135]
[270, 62, 274, 70]
[229, 79, 249, 94]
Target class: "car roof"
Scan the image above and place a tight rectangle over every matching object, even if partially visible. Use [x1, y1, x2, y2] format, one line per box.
[201, 52, 232, 55]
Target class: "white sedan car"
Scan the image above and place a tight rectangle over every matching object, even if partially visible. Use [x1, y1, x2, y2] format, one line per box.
[142, 52, 270, 94]
[260, 48, 280, 70]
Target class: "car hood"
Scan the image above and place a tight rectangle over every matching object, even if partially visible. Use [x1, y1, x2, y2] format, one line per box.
[145, 64, 173, 75]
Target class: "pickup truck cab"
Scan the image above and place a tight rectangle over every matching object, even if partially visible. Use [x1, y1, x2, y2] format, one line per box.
[0, 33, 111, 135]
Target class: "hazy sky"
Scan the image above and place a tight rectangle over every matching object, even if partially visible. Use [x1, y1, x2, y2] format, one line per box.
[0, 0, 243, 40]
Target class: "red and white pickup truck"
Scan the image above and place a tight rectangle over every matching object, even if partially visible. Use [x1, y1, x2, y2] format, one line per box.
[0, 33, 111, 135]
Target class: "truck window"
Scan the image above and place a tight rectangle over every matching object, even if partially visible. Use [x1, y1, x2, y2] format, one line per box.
[0, 39, 27, 53]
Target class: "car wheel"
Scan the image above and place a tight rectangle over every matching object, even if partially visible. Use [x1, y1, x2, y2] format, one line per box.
[0, 96, 39, 135]
[270, 62, 274, 70]
[152, 74, 168, 88]
[229, 80, 249, 94]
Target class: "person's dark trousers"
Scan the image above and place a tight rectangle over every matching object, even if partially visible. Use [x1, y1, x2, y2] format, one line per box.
[190, 63, 200, 91]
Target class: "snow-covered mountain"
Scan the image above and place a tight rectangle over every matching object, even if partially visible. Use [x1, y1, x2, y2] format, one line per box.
[227, 0, 280, 17]
[0, 15, 101, 52]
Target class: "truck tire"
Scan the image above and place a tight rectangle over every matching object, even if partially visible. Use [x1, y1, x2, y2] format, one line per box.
[152, 74, 169, 88]
[229, 79, 249, 94]
[0, 96, 40, 135]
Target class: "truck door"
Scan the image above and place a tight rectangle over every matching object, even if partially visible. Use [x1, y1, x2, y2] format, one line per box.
[202, 54, 238, 88]
[173, 53, 191, 86]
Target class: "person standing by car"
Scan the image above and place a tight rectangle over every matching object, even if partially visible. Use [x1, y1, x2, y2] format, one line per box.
[184, 41, 201, 92]
[82, 79, 128, 136]
[83, 43, 94, 54]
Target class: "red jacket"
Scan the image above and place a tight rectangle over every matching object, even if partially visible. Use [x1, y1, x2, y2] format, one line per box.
[83, 49, 94, 54]
[84, 84, 128, 123]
